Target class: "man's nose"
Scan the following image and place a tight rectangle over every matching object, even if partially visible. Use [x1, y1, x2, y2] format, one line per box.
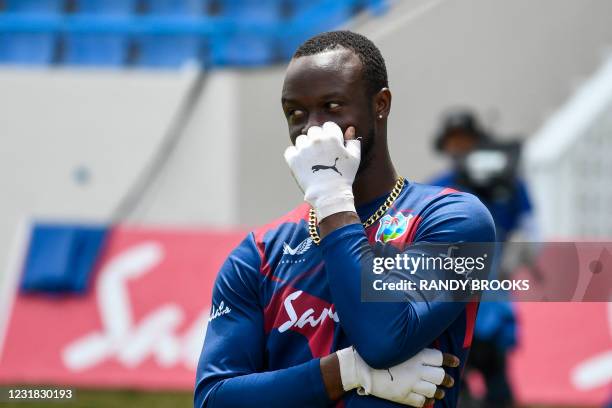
[301, 114, 327, 135]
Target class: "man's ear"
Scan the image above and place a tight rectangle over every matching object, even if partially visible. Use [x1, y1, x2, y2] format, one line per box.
[374, 88, 391, 120]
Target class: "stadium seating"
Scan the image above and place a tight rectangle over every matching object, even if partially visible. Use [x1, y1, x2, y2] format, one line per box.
[138, 34, 204, 68]
[136, 1, 205, 67]
[220, 0, 282, 22]
[75, 0, 136, 16]
[143, 0, 205, 16]
[280, 0, 354, 59]
[0, 0, 61, 64]
[209, 34, 276, 66]
[64, 33, 128, 66]
[206, 0, 281, 66]
[4, 0, 64, 14]
[0, 33, 57, 64]
[360, 0, 389, 15]
[62, 1, 136, 66]
[0, 0, 388, 67]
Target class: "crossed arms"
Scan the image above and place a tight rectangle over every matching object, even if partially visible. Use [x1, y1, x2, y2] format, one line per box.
[194, 193, 495, 408]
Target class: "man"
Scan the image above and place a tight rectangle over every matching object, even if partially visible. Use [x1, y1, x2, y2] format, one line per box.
[431, 110, 535, 407]
[195, 31, 495, 407]
[431, 110, 534, 243]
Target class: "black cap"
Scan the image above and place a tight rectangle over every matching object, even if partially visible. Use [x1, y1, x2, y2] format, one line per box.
[434, 110, 487, 152]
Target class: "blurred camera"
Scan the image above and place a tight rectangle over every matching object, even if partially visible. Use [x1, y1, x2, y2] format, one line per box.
[434, 110, 522, 201]
[457, 140, 521, 201]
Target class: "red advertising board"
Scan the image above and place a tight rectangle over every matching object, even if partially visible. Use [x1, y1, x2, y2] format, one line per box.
[510, 302, 611, 406]
[0, 226, 245, 389]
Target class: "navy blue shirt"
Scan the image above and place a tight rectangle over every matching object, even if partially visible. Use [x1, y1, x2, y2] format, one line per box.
[195, 181, 495, 407]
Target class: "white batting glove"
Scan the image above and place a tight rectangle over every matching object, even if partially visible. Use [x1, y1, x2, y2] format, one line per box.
[284, 122, 361, 221]
[337, 347, 446, 407]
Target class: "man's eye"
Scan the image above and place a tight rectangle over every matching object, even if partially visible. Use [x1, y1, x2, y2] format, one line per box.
[326, 102, 341, 110]
[289, 109, 305, 120]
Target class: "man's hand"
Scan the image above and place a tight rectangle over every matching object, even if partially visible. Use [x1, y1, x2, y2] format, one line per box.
[284, 122, 360, 221]
[336, 347, 458, 407]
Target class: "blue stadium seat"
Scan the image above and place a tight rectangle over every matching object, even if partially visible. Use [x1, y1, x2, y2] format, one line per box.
[284, 0, 316, 17]
[0, 33, 57, 64]
[64, 34, 128, 66]
[359, 0, 388, 15]
[75, 0, 136, 16]
[285, 0, 355, 18]
[279, 0, 354, 59]
[5, 0, 64, 14]
[208, 0, 281, 67]
[65, 1, 135, 66]
[303, 0, 353, 27]
[144, 0, 204, 16]
[209, 34, 276, 66]
[138, 35, 203, 68]
[136, 1, 208, 67]
[220, 0, 282, 22]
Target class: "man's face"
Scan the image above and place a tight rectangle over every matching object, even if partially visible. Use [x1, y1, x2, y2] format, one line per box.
[441, 129, 478, 158]
[281, 48, 376, 170]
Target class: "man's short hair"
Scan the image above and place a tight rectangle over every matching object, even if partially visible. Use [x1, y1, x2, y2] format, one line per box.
[293, 30, 389, 98]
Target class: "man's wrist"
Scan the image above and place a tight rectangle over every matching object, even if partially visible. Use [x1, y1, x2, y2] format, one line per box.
[320, 353, 345, 401]
[318, 211, 361, 240]
[315, 198, 356, 221]
[309, 185, 356, 221]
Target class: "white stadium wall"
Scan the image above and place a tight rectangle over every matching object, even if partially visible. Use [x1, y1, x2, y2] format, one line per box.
[118, 70, 242, 227]
[0, 68, 238, 297]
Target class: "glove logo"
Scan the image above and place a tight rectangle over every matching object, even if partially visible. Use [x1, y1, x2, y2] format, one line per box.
[311, 157, 342, 176]
[375, 213, 413, 243]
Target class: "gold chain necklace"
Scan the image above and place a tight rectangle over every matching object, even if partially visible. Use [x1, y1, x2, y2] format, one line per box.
[308, 177, 405, 244]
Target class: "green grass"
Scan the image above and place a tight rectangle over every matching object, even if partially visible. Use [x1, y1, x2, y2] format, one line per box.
[1, 389, 193, 408]
[0, 388, 594, 408]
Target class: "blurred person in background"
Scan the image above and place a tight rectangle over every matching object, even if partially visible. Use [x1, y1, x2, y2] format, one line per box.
[430, 110, 538, 408]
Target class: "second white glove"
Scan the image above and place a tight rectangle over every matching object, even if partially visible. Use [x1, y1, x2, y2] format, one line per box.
[284, 122, 361, 221]
[337, 347, 446, 407]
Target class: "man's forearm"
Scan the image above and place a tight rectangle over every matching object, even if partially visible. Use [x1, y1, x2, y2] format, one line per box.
[319, 224, 465, 368]
[320, 352, 345, 401]
[196, 359, 331, 408]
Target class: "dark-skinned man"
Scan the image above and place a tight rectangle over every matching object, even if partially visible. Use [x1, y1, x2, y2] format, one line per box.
[195, 31, 495, 408]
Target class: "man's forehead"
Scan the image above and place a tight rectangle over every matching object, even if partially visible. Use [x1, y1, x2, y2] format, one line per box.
[282, 48, 363, 98]
[289, 47, 361, 71]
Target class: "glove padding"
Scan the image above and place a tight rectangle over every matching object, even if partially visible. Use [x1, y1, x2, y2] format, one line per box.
[337, 347, 445, 407]
[284, 122, 361, 221]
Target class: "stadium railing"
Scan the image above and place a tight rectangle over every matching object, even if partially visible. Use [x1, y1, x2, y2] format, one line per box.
[525, 54, 612, 239]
